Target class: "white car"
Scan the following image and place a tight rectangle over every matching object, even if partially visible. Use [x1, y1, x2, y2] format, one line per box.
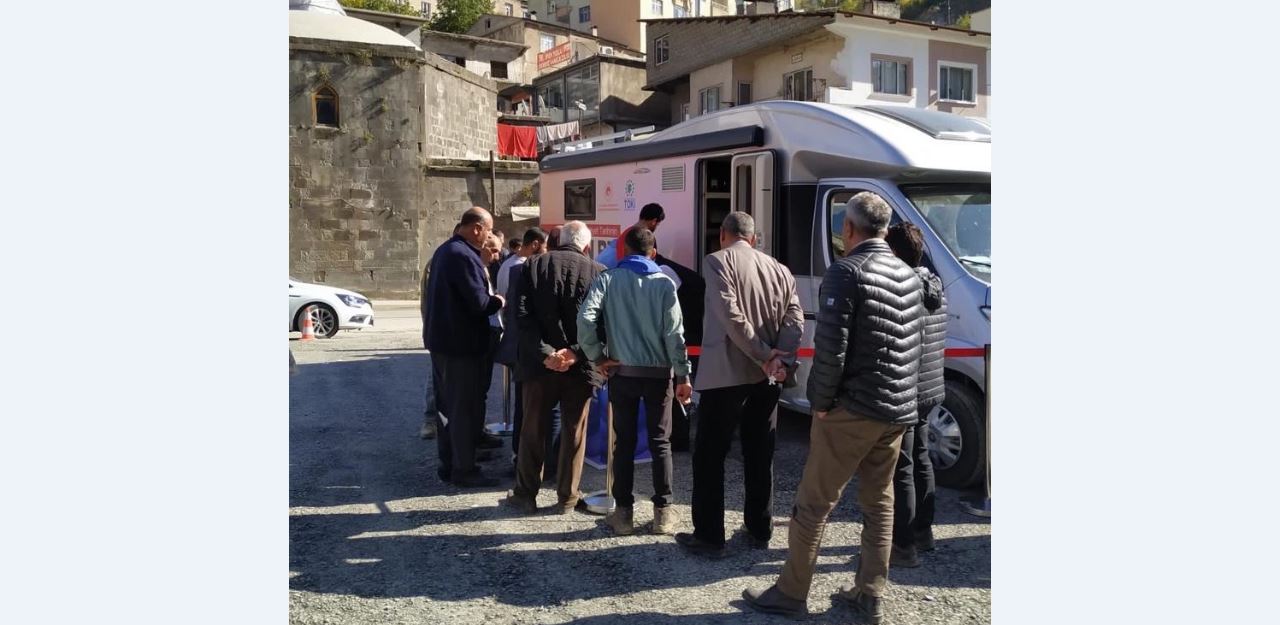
[288, 279, 374, 338]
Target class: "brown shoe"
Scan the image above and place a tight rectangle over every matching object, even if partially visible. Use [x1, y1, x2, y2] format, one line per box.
[742, 585, 807, 618]
[833, 585, 884, 624]
[891, 543, 921, 568]
[499, 492, 536, 515]
[652, 505, 678, 535]
[606, 506, 634, 535]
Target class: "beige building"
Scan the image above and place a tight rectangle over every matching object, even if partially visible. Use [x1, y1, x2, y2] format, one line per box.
[645, 6, 990, 124]
[526, 0, 738, 53]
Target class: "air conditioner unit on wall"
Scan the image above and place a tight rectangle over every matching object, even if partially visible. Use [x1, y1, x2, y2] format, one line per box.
[599, 45, 614, 55]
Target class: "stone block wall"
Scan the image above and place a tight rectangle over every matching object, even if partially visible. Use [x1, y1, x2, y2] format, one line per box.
[422, 53, 500, 161]
[289, 39, 426, 299]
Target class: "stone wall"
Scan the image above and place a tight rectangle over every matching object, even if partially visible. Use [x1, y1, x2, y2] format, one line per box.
[419, 159, 540, 275]
[289, 39, 426, 299]
[422, 52, 499, 160]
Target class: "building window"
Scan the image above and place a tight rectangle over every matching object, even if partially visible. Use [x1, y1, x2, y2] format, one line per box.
[314, 85, 339, 127]
[737, 81, 752, 106]
[540, 34, 556, 52]
[939, 63, 976, 103]
[579, 6, 591, 22]
[783, 68, 813, 101]
[652, 0, 664, 15]
[673, 0, 688, 17]
[505, 3, 513, 16]
[420, 2, 431, 18]
[699, 85, 721, 115]
[681, 102, 689, 121]
[490, 61, 508, 79]
[565, 179, 596, 220]
[566, 62, 600, 122]
[654, 35, 669, 65]
[453, 56, 466, 67]
[872, 57, 910, 95]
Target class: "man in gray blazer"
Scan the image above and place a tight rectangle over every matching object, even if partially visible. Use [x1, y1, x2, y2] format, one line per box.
[675, 211, 805, 558]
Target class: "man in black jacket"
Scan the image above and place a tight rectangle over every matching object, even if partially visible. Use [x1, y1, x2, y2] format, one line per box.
[885, 223, 947, 568]
[500, 221, 605, 515]
[744, 192, 924, 624]
[424, 207, 505, 488]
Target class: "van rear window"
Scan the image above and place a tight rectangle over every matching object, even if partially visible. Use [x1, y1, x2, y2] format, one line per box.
[565, 179, 595, 220]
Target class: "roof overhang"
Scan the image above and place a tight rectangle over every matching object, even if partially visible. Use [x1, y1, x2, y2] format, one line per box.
[420, 29, 528, 63]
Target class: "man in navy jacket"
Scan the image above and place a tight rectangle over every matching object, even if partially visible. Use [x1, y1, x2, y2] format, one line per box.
[424, 207, 506, 487]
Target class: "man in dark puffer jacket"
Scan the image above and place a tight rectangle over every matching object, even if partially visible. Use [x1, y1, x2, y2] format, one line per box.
[885, 223, 947, 569]
[745, 192, 924, 625]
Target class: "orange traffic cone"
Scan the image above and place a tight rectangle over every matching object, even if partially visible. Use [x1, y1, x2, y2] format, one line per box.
[299, 305, 316, 341]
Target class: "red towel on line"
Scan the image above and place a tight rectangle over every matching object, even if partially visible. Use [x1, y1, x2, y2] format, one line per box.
[497, 124, 538, 158]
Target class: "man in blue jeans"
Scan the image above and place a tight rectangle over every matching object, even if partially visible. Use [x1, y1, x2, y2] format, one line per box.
[579, 226, 692, 536]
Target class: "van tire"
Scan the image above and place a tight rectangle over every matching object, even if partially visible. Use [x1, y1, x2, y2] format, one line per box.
[930, 379, 985, 489]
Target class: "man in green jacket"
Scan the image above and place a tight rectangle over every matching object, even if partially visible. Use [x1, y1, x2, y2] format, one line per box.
[578, 226, 693, 536]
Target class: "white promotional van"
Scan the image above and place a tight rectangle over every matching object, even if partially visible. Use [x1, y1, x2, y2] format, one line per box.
[539, 102, 990, 487]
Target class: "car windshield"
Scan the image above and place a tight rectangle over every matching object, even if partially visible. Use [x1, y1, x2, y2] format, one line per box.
[899, 183, 990, 282]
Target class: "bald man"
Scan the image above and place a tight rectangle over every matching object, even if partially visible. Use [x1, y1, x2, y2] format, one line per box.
[424, 207, 506, 488]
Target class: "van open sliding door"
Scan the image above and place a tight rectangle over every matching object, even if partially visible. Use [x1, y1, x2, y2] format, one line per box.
[729, 151, 775, 256]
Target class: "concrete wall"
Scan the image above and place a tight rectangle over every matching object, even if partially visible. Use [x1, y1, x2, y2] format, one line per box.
[600, 59, 672, 127]
[422, 53, 500, 160]
[289, 39, 426, 299]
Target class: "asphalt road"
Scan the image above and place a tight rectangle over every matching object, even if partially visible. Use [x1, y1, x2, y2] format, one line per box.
[289, 302, 991, 624]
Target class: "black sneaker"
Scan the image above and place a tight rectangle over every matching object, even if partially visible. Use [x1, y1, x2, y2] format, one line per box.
[833, 586, 884, 625]
[675, 532, 728, 559]
[452, 470, 500, 488]
[742, 585, 807, 619]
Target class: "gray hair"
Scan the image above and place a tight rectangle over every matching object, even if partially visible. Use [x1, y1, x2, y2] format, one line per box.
[720, 211, 755, 239]
[562, 220, 592, 251]
[844, 192, 892, 238]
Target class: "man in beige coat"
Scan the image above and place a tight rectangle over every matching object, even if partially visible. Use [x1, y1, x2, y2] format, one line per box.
[675, 211, 805, 558]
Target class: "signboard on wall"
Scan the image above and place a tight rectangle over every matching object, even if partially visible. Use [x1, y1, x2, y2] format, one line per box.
[537, 43, 571, 71]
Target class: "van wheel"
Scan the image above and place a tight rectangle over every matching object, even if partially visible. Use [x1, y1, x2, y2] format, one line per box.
[927, 379, 985, 489]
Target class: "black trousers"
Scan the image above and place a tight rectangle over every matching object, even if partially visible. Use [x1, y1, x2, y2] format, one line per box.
[691, 381, 781, 546]
[893, 404, 937, 548]
[434, 352, 489, 477]
[609, 375, 674, 508]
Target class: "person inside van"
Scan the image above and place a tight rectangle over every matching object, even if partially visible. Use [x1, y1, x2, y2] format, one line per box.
[595, 203, 665, 269]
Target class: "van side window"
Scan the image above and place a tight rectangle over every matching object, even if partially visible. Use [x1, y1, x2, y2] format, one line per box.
[827, 189, 903, 263]
[565, 179, 596, 220]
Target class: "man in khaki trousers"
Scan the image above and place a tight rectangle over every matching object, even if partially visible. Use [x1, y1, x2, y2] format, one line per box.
[744, 192, 925, 624]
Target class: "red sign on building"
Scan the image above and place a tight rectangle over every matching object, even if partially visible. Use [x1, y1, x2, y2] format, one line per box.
[537, 42, 571, 71]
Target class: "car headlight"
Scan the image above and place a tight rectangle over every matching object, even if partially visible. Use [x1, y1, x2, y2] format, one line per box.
[337, 294, 368, 307]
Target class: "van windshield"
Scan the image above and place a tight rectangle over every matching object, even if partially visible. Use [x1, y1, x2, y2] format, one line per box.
[899, 183, 990, 282]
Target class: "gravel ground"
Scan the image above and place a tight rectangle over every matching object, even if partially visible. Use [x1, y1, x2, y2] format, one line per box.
[289, 303, 990, 625]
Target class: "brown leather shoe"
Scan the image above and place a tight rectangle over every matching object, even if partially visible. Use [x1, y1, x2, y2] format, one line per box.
[652, 505, 678, 535]
[605, 506, 634, 535]
[833, 585, 884, 624]
[499, 492, 536, 515]
[742, 585, 807, 618]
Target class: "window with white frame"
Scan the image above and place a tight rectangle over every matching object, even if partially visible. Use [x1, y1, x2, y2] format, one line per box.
[938, 62, 976, 103]
[579, 6, 591, 22]
[540, 34, 556, 52]
[673, 0, 689, 17]
[420, 2, 432, 18]
[872, 57, 910, 96]
[654, 35, 669, 65]
[505, 3, 514, 16]
[783, 68, 813, 101]
[652, 0, 664, 15]
[699, 85, 721, 115]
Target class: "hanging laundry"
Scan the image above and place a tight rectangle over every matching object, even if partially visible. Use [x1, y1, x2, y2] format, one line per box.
[497, 123, 538, 158]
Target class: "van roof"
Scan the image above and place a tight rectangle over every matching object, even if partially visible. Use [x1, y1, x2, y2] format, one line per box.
[540, 101, 990, 180]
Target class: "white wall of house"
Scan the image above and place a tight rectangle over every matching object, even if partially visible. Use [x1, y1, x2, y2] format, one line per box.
[828, 24, 929, 107]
